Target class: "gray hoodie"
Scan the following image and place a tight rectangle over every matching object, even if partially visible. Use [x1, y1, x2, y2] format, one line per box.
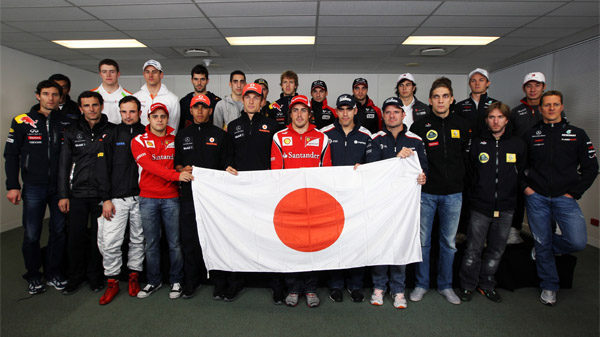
[213, 95, 243, 130]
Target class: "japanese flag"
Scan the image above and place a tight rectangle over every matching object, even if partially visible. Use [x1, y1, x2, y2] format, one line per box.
[191, 156, 423, 273]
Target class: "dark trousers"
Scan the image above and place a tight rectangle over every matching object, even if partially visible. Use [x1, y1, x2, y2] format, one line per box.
[66, 198, 103, 284]
[459, 209, 513, 291]
[328, 268, 364, 291]
[286, 272, 318, 294]
[180, 199, 207, 289]
[512, 192, 525, 231]
[21, 184, 65, 281]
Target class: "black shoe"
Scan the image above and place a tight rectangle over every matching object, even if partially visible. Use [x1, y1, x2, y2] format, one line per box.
[90, 279, 105, 292]
[272, 287, 285, 305]
[182, 283, 199, 299]
[224, 286, 242, 302]
[329, 288, 343, 302]
[28, 279, 46, 295]
[62, 281, 82, 295]
[478, 288, 502, 303]
[348, 288, 365, 303]
[458, 288, 472, 302]
[213, 284, 226, 300]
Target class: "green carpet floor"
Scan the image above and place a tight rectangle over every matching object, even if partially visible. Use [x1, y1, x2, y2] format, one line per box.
[1, 227, 598, 337]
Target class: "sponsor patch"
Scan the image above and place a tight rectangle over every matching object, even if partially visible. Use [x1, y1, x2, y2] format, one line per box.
[6, 138, 14, 143]
[366, 113, 375, 119]
[428, 141, 439, 147]
[506, 153, 516, 163]
[145, 140, 155, 148]
[426, 130, 438, 141]
[282, 137, 293, 146]
[451, 129, 460, 138]
[97, 152, 104, 157]
[479, 152, 490, 163]
[306, 137, 320, 147]
[28, 135, 42, 141]
[116, 142, 126, 146]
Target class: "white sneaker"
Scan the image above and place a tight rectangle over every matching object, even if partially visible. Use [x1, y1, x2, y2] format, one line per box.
[370, 289, 384, 306]
[409, 287, 427, 302]
[540, 289, 557, 306]
[285, 293, 299, 307]
[169, 283, 182, 299]
[507, 227, 524, 244]
[439, 288, 461, 305]
[137, 283, 162, 299]
[393, 293, 407, 309]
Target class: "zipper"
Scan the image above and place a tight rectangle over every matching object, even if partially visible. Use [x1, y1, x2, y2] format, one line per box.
[69, 163, 76, 190]
[46, 118, 51, 177]
[442, 119, 448, 179]
[494, 139, 499, 213]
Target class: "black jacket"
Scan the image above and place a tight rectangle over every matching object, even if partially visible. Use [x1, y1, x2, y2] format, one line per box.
[174, 121, 233, 200]
[455, 92, 498, 136]
[311, 99, 337, 129]
[468, 126, 526, 217]
[321, 121, 372, 166]
[4, 105, 76, 191]
[410, 112, 470, 195]
[410, 98, 431, 124]
[58, 95, 81, 122]
[523, 119, 598, 200]
[367, 125, 428, 174]
[511, 98, 540, 138]
[266, 93, 296, 131]
[353, 95, 382, 134]
[178, 91, 221, 130]
[98, 122, 146, 200]
[227, 112, 277, 171]
[58, 114, 115, 199]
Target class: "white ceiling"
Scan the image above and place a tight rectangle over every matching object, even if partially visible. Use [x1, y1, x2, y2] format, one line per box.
[1, 0, 598, 75]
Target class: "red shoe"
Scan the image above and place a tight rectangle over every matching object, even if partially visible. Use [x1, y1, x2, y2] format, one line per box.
[129, 272, 141, 297]
[99, 279, 119, 305]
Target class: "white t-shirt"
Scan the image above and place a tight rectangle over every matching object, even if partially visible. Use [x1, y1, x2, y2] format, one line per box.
[402, 97, 416, 129]
[92, 84, 132, 124]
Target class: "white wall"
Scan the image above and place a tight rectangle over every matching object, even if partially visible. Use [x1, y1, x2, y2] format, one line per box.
[0, 46, 96, 232]
[491, 38, 600, 247]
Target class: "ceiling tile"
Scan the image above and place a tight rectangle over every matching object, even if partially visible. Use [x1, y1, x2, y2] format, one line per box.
[71, 0, 188, 4]
[317, 36, 406, 44]
[319, 15, 427, 27]
[2, 40, 66, 49]
[212, 16, 315, 28]
[81, 4, 203, 20]
[421, 15, 535, 27]
[490, 37, 555, 46]
[9, 20, 115, 32]
[0, 31, 43, 42]
[1, 7, 95, 21]
[412, 27, 514, 36]
[0, 23, 21, 32]
[316, 44, 395, 57]
[526, 16, 599, 28]
[434, 1, 566, 16]
[0, 0, 70, 7]
[319, 1, 441, 16]
[126, 29, 221, 40]
[548, 2, 599, 16]
[505, 27, 582, 38]
[106, 18, 212, 31]
[140, 38, 229, 47]
[199, 2, 317, 16]
[318, 27, 413, 37]
[78, 48, 166, 60]
[36, 31, 129, 40]
[219, 27, 315, 37]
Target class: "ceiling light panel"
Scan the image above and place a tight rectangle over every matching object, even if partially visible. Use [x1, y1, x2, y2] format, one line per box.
[226, 36, 315, 46]
[52, 39, 147, 48]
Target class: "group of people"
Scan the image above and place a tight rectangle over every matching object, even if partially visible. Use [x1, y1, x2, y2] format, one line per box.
[4, 58, 597, 310]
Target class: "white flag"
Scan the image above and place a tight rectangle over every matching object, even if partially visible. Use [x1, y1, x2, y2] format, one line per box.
[192, 156, 422, 273]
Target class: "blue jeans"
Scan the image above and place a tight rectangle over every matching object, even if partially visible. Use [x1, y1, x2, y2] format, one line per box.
[139, 197, 183, 286]
[525, 193, 587, 291]
[328, 268, 364, 291]
[371, 265, 406, 294]
[415, 192, 462, 290]
[21, 184, 65, 281]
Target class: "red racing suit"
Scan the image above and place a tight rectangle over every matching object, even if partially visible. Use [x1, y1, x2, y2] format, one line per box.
[271, 124, 332, 169]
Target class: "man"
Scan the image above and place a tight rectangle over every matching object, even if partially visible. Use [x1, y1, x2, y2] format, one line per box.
[455, 68, 498, 136]
[320, 94, 372, 303]
[409, 77, 470, 305]
[458, 102, 526, 304]
[48, 74, 80, 122]
[266, 70, 298, 131]
[175, 94, 233, 300]
[271, 95, 332, 308]
[213, 70, 246, 130]
[131, 103, 193, 299]
[96, 96, 146, 305]
[134, 59, 180, 133]
[310, 80, 337, 129]
[352, 78, 382, 134]
[178, 64, 221, 130]
[395, 73, 430, 128]
[4, 80, 72, 295]
[92, 59, 133, 124]
[366, 97, 428, 309]
[58, 91, 115, 294]
[254, 78, 271, 116]
[523, 91, 598, 306]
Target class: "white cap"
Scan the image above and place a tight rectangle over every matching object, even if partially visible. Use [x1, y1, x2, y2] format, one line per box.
[523, 72, 545, 84]
[397, 73, 416, 84]
[468, 68, 489, 80]
[143, 59, 162, 72]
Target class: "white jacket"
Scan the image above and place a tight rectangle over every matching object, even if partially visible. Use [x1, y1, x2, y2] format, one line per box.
[134, 83, 180, 134]
[213, 95, 243, 130]
[92, 84, 133, 124]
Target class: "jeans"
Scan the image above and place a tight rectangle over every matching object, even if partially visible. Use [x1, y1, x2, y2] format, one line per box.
[415, 192, 462, 290]
[139, 197, 183, 286]
[459, 210, 513, 291]
[285, 272, 318, 294]
[21, 184, 65, 281]
[526, 193, 587, 291]
[371, 265, 406, 294]
[328, 268, 364, 291]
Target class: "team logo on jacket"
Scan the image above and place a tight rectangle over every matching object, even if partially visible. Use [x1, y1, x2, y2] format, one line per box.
[206, 137, 217, 146]
[282, 137, 293, 146]
[506, 153, 516, 163]
[166, 140, 175, 148]
[451, 129, 460, 138]
[15, 114, 37, 128]
[479, 152, 489, 163]
[259, 124, 270, 133]
[145, 140, 155, 148]
[426, 130, 438, 141]
[305, 137, 320, 147]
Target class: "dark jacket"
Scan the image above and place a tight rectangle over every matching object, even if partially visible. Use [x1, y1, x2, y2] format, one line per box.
[523, 119, 598, 200]
[58, 114, 115, 199]
[98, 121, 146, 200]
[311, 99, 337, 129]
[411, 98, 431, 124]
[4, 105, 76, 191]
[227, 112, 277, 171]
[367, 125, 428, 174]
[266, 93, 296, 131]
[511, 98, 540, 138]
[58, 95, 81, 122]
[354, 95, 382, 134]
[410, 112, 470, 195]
[174, 121, 233, 200]
[321, 120, 372, 166]
[178, 91, 221, 130]
[468, 126, 526, 217]
[455, 92, 498, 136]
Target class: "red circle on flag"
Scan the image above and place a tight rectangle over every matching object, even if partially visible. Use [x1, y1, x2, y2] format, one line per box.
[273, 188, 345, 252]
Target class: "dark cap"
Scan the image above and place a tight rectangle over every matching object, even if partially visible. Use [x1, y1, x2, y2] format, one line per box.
[352, 77, 368, 88]
[254, 78, 268, 90]
[311, 80, 327, 91]
[336, 94, 356, 109]
[381, 97, 404, 111]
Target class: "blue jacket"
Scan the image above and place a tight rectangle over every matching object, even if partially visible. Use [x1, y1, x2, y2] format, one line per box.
[367, 125, 428, 175]
[320, 121, 372, 166]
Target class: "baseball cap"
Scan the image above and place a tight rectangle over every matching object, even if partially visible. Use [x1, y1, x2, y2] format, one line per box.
[352, 78, 368, 88]
[469, 68, 489, 80]
[523, 72, 546, 84]
[311, 80, 327, 91]
[149, 102, 168, 116]
[336, 94, 356, 109]
[143, 59, 162, 72]
[381, 97, 404, 111]
[289, 95, 310, 110]
[190, 94, 211, 108]
[242, 83, 263, 96]
[254, 78, 269, 90]
[397, 73, 416, 84]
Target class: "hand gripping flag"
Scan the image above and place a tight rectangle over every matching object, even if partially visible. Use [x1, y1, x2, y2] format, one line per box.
[192, 156, 423, 273]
